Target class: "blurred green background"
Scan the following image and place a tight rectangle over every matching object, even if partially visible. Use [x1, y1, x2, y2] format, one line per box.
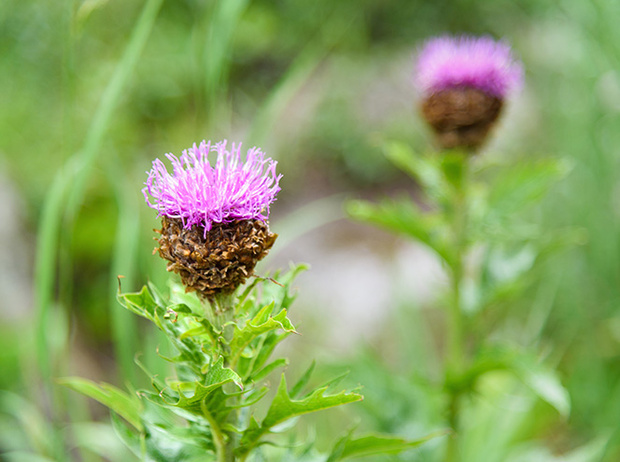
[1, 0, 620, 460]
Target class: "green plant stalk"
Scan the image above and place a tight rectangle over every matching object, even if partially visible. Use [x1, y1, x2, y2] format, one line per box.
[205, 293, 239, 462]
[106, 157, 140, 386]
[445, 158, 469, 462]
[202, 398, 228, 462]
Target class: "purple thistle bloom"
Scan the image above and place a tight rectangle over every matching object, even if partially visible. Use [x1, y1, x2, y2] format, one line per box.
[143, 140, 282, 233]
[415, 35, 523, 98]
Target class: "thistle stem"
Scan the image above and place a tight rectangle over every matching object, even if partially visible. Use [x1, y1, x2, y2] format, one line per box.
[201, 397, 229, 462]
[206, 292, 239, 461]
[445, 156, 469, 462]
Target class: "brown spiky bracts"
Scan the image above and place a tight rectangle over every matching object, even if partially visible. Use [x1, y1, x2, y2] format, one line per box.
[143, 140, 282, 298]
[157, 217, 277, 298]
[421, 87, 503, 150]
[414, 36, 523, 151]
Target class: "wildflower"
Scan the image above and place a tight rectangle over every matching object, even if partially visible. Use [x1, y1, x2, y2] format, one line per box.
[414, 35, 523, 150]
[143, 140, 281, 297]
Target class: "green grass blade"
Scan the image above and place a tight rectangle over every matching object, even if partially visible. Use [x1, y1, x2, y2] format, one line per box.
[64, 0, 164, 220]
[106, 157, 140, 385]
[34, 0, 163, 457]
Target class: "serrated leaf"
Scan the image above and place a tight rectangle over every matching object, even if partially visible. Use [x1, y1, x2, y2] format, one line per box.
[149, 357, 242, 420]
[59, 378, 143, 432]
[316, 371, 352, 395]
[169, 281, 205, 316]
[240, 374, 362, 454]
[290, 361, 315, 398]
[204, 357, 243, 390]
[328, 431, 448, 461]
[347, 198, 453, 265]
[109, 413, 144, 458]
[462, 347, 570, 417]
[259, 263, 309, 312]
[229, 305, 297, 367]
[147, 281, 168, 309]
[242, 330, 292, 380]
[117, 285, 161, 326]
[142, 420, 213, 462]
[232, 386, 269, 409]
[178, 317, 219, 346]
[120, 286, 210, 371]
[487, 158, 570, 217]
[514, 361, 570, 418]
[383, 142, 448, 201]
[250, 358, 289, 383]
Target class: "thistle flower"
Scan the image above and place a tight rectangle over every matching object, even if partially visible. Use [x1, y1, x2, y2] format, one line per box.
[414, 35, 523, 150]
[143, 140, 281, 298]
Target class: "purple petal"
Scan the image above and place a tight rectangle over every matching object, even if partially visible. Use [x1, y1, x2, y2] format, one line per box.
[415, 35, 523, 98]
[143, 140, 282, 233]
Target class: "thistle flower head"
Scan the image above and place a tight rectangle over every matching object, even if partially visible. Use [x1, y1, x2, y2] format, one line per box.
[415, 35, 523, 98]
[414, 35, 523, 151]
[143, 140, 282, 233]
[143, 140, 281, 298]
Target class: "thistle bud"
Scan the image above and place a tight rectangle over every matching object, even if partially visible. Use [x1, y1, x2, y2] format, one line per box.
[414, 36, 523, 150]
[143, 140, 281, 298]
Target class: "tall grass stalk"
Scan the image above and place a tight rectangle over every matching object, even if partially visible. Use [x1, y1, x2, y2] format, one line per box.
[203, 0, 249, 121]
[34, 0, 163, 456]
[106, 156, 141, 386]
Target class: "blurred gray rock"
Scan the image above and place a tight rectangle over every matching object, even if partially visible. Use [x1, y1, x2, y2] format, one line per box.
[0, 167, 33, 319]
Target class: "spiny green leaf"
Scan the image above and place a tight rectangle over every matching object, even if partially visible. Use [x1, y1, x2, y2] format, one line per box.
[59, 378, 143, 432]
[250, 358, 289, 383]
[178, 316, 219, 347]
[259, 263, 309, 312]
[147, 281, 168, 309]
[487, 158, 570, 217]
[328, 431, 448, 461]
[290, 361, 315, 398]
[142, 420, 214, 462]
[150, 357, 242, 418]
[242, 330, 292, 379]
[235, 277, 263, 314]
[347, 198, 453, 265]
[229, 305, 297, 366]
[109, 413, 144, 459]
[169, 281, 205, 316]
[238, 374, 362, 455]
[119, 286, 209, 370]
[316, 370, 352, 395]
[204, 357, 243, 390]
[262, 374, 362, 433]
[514, 359, 570, 418]
[462, 346, 570, 417]
[231, 386, 269, 409]
[383, 142, 448, 201]
[117, 285, 161, 326]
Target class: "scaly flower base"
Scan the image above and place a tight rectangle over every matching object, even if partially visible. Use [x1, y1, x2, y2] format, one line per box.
[157, 217, 277, 298]
[421, 87, 502, 150]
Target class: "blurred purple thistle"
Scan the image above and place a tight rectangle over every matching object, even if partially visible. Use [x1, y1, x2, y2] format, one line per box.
[143, 140, 282, 233]
[415, 35, 523, 98]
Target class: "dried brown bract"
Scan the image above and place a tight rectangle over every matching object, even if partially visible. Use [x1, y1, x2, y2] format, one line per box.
[421, 87, 503, 150]
[157, 217, 277, 298]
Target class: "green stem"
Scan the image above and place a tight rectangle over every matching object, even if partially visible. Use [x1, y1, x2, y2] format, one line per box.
[202, 399, 228, 462]
[208, 293, 235, 357]
[206, 293, 239, 461]
[445, 156, 470, 462]
[446, 263, 464, 461]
